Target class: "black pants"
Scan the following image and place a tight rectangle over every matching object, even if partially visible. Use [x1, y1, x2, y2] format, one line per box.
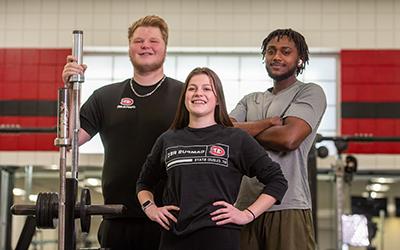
[160, 227, 240, 250]
[98, 218, 161, 250]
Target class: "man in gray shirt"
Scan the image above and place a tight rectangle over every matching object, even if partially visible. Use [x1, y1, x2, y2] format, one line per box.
[230, 29, 326, 250]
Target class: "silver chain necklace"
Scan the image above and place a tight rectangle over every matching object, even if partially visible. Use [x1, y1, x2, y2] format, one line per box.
[129, 75, 166, 98]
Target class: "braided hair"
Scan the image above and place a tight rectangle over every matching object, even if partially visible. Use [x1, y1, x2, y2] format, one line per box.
[261, 29, 309, 75]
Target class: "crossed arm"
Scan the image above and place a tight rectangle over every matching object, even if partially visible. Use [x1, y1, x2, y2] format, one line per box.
[231, 116, 312, 152]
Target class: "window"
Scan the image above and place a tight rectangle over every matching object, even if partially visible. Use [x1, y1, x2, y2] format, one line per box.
[80, 49, 338, 154]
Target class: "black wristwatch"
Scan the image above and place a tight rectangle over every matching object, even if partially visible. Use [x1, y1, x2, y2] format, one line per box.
[141, 200, 153, 211]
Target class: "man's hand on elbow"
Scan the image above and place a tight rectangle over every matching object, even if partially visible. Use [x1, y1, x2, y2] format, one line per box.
[268, 116, 283, 127]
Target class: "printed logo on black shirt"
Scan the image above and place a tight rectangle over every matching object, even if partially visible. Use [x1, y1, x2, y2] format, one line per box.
[117, 97, 136, 109]
[165, 144, 229, 171]
[209, 145, 225, 156]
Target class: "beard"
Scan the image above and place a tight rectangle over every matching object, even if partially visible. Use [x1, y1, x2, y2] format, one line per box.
[129, 53, 166, 74]
[266, 63, 297, 82]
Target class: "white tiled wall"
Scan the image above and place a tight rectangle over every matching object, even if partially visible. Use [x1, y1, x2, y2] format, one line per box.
[0, 0, 399, 48]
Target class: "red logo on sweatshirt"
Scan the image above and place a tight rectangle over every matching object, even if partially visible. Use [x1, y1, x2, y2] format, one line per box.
[209, 145, 225, 156]
[120, 98, 134, 106]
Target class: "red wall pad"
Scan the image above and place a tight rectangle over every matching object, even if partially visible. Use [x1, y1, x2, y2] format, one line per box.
[340, 50, 400, 154]
[0, 48, 71, 151]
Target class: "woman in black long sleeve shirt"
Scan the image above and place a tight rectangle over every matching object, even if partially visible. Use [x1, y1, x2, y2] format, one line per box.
[137, 67, 287, 250]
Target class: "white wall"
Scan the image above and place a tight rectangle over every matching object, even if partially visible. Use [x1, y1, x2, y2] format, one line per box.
[0, 0, 400, 48]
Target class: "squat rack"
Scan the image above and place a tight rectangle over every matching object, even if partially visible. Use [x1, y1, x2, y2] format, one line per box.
[9, 31, 125, 250]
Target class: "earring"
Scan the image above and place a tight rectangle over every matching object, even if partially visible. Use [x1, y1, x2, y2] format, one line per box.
[298, 59, 303, 67]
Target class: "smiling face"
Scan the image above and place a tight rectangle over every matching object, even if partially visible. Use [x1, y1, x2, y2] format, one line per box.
[184, 73, 218, 122]
[264, 35, 300, 83]
[128, 26, 166, 73]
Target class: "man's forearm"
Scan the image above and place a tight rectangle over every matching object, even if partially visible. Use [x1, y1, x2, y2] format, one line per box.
[78, 128, 91, 146]
[233, 120, 291, 152]
[255, 126, 293, 152]
[232, 117, 281, 137]
[255, 117, 311, 152]
[233, 121, 268, 137]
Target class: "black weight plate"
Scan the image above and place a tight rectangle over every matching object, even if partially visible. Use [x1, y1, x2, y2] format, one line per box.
[80, 188, 91, 233]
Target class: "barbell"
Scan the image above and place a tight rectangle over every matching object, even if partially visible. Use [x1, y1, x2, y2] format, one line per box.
[11, 188, 125, 233]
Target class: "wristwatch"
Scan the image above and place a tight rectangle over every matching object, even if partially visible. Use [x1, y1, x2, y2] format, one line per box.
[141, 200, 153, 211]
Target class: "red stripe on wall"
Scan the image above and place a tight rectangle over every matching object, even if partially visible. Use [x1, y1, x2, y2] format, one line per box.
[342, 66, 400, 85]
[341, 50, 400, 154]
[342, 84, 400, 102]
[341, 50, 400, 66]
[342, 118, 400, 154]
[0, 49, 69, 100]
[0, 116, 57, 151]
[0, 48, 70, 151]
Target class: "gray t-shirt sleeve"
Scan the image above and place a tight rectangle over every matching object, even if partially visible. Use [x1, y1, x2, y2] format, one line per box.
[230, 94, 251, 122]
[284, 83, 327, 131]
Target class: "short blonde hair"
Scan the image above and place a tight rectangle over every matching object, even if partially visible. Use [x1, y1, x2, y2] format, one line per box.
[128, 15, 169, 45]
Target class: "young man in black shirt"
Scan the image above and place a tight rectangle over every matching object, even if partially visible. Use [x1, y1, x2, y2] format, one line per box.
[62, 15, 183, 249]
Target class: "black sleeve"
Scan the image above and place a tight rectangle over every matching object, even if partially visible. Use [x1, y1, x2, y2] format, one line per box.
[80, 90, 103, 138]
[239, 134, 288, 204]
[136, 135, 166, 194]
